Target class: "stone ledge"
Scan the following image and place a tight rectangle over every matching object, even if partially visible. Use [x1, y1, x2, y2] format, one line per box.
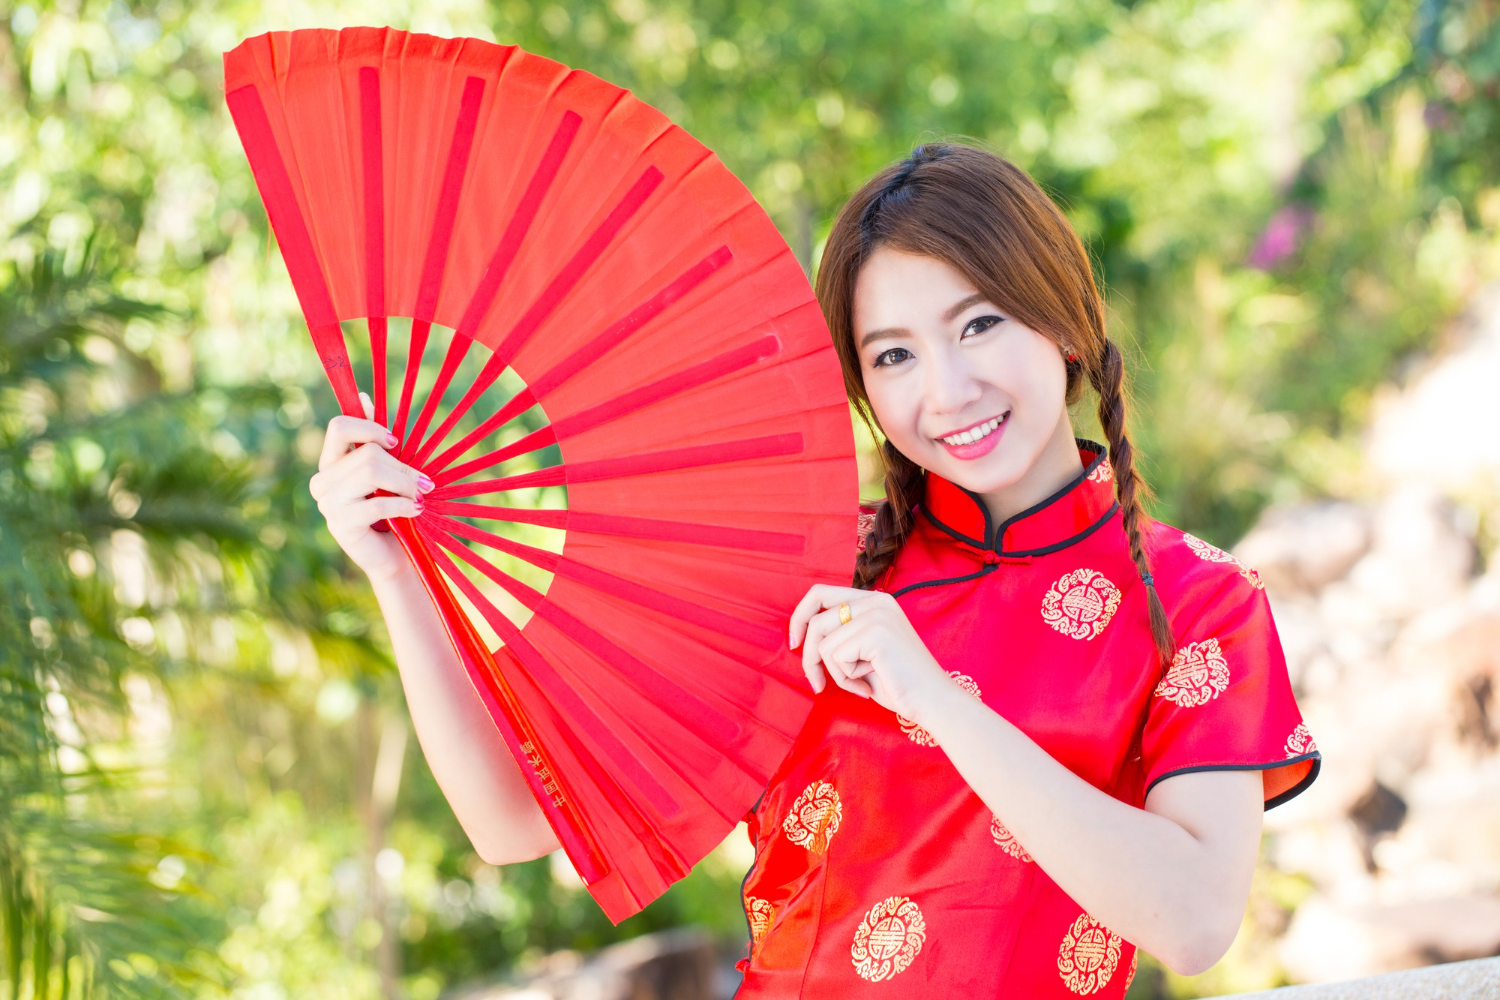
[1208, 956, 1500, 999]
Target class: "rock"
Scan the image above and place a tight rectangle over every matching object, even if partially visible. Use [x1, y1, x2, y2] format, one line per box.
[1342, 488, 1476, 621]
[1278, 894, 1500, 982]
[1235, 501, 1372, 595]
[1205, 954, 1500, 998]
[1367, 280, 1500, 499]
[1241, 282, 1500, 988]
[447, 927, 723, 1000]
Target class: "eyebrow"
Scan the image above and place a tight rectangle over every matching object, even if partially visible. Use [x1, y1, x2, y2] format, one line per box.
[857, 292, 989, 350]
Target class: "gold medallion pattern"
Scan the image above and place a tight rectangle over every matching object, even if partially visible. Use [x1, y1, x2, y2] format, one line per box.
[850, 896, 926, 982]
[1123, 947, 1138, 992]
[1057, 913, 1122, 995]
[896, 671, 981, 745]
[1182, 532, 1265, 589]
[782, 780, 843, 854]
[1153, 638, 1231, 708]
[1088, 458, 1114, 483]
[745, 895, 775, 956]
[990, 814, 1033, 862]
[1041, 569, 1123, 640]
[1284, 722, 1318, 758]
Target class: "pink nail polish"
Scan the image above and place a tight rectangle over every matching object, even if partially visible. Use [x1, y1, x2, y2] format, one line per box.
[417, 473, 435, 493]
[385, 432, 398, 448]
[413, 496, 424, 513]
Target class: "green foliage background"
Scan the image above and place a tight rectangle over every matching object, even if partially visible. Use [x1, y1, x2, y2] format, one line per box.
[1, 0, 1497, 997]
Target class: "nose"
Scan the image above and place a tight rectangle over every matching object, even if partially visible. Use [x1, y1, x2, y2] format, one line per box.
[923, 344, 984, 417]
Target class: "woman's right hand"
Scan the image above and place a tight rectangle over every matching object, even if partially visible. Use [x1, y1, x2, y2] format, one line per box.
[309, 391, 434, 582]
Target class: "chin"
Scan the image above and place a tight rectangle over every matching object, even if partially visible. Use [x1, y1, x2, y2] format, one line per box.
[930, 440, 1032, 495]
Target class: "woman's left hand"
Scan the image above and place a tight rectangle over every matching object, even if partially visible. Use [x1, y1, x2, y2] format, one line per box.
[788, 584, 952, 725]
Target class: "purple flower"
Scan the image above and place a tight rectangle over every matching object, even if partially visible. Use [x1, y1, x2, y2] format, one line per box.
[1247, 204, 1314, 270]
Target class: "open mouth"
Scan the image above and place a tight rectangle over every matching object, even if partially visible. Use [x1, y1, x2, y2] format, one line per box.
[936, 412, 1008, 447]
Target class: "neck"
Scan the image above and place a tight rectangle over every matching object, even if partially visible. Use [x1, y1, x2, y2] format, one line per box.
[977, 413, 1084, 526]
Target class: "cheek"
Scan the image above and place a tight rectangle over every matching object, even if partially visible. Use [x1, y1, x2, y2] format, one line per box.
[981, 337, 1067, 419]
[863, 377, 924, 445]
[1013, 338, 1069, 410]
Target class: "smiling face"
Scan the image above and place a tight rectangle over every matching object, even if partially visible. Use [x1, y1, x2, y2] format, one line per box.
[852, 246, 1084, 522]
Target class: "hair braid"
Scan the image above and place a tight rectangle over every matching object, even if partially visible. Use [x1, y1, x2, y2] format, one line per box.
[853, 439, 925, 590]
[1091, 339, 1175, 667]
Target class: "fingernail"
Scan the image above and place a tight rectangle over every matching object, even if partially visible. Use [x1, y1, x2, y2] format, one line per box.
[413, 496, 424, 513]
[417, 474, 435, 493]
[385, 431, 398, 448]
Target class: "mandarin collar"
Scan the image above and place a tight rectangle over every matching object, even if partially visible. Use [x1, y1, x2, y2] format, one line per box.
[919, 440, 1119, 557]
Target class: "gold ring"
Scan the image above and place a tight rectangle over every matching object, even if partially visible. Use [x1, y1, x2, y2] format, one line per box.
[838, 602, 852, 625]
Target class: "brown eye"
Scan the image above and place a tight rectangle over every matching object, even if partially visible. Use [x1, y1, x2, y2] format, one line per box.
[962, 315, 1004, 337]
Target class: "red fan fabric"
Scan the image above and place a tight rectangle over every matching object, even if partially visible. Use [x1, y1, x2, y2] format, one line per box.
[223, 27, 859, 922]
[734, 442, 1319, 996]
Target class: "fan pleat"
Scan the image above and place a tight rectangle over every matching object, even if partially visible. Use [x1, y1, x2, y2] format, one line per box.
[430, 501, 804, 555]
[357, 67, 389, 424]
[421, 530, 685, 818]
[437, 538, 767, 862]
[420, 243, 736, 473]
[425, 521, 745, 822]
[225, 27, 858, 923]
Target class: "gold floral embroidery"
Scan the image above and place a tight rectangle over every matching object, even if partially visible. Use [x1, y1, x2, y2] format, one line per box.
[1057, 913, 1122, 994]
[1123, 947, 1138, 992]
[896, 671, 981, 745]
[1284, 722, 1318, 758]
[745, 895, 775, 956]
[990, 814, 1033, 862]
[1182, 532, 1265, 590]
[1153, 638, 1231, 708]
[1041, 569, 1123, 640]
[782, 780, 842, 854]
[1087, 458, 1114, 483]
[850, 896, 926, 982]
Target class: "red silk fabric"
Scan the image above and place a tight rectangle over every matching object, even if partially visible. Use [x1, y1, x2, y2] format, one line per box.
[734, 441, 1319, 997]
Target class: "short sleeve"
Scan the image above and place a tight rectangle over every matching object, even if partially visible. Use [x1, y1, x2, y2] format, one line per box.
[1139, 579, 1320, 810]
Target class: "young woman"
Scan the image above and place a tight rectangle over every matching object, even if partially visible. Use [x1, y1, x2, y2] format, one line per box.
[309, 140, 1319, 997]
[736, 141, 1319, 997]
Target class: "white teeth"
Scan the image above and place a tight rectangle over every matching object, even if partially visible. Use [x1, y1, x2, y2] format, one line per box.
[940, 415, 1004, 446]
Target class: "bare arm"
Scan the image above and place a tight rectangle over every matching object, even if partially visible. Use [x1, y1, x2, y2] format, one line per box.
[311, 393, 561, 865]
[367, 558, 562, 864]
[912, 676, 1263, 976]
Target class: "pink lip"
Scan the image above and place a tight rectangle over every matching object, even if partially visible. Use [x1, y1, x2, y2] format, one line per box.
[935, 413, 1004, 439]
[935, 413, 1007, 461]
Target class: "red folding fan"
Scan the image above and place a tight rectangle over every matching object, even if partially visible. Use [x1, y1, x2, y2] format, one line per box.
[222, 27, 858, 923]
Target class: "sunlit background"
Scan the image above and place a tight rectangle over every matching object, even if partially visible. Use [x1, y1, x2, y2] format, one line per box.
[2, 0, 1498, 997]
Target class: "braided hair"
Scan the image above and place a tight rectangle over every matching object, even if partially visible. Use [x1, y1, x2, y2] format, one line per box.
[816, 140, 1175, 667]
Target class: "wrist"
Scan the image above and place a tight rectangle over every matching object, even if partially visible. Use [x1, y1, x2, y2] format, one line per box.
[906, 663, 965, 732]
[365, 548, 418, 589]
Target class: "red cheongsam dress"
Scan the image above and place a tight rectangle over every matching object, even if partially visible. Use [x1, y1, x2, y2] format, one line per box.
[732, 439, 1320, 998]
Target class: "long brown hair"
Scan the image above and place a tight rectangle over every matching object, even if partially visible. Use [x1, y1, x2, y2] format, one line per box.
[816, 139, 1174, 666]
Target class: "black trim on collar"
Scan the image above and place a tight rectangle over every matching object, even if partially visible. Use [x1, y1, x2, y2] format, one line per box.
[890, 562, 999, 599]
[987, 439, 1108, 549]
[917, 439, 1113, 556]
[919, 503, 987, 550]
[1003, 501, 1120, 558]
